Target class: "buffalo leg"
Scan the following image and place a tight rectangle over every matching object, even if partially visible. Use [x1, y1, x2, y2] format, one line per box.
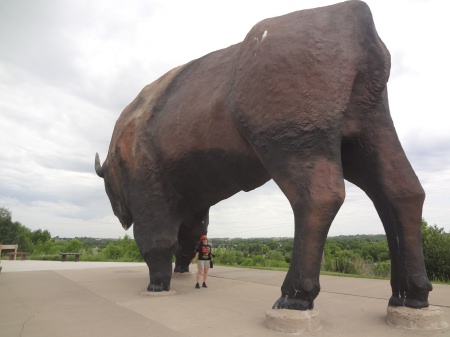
[173, 223, 195, 273]
[174, 208, 210, 273]
[267, 156, 345, 310]
[342, 90, 432, 308]
[133, 216, 179, 292]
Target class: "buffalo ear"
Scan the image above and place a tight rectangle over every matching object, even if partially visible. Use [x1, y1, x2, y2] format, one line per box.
[95, 153, 104, 178]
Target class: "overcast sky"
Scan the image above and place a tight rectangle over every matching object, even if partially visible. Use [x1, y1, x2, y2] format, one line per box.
[1, 0, 449, 239]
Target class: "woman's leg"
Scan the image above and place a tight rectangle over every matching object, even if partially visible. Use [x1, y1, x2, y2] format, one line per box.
[203, 268, 208, 283]
[196, 262, 203, 284]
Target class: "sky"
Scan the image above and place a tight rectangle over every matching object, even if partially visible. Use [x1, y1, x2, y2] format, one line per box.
[1, 0, 449, 239]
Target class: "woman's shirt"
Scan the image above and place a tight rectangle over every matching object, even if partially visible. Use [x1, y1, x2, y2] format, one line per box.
[196, 244, 212, 260]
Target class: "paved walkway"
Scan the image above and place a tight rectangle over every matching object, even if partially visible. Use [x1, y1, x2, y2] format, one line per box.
[0, 260, 448, 337]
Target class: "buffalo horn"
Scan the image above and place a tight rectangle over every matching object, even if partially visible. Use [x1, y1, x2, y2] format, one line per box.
[95, 153, 104, 178]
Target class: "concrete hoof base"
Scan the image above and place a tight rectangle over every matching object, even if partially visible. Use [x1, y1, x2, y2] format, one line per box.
[387, 305, 448, 330]
[265, 309, 321, 333]
[141, 290, 177, 297]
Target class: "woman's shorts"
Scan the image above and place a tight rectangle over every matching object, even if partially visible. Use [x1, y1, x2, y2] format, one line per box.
[197, 260, 210, 270]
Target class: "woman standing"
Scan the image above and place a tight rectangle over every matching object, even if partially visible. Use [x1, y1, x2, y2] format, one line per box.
[193, 235, 213, 289]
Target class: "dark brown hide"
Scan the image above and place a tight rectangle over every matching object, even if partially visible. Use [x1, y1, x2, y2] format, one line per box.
[96, 0, 431, 310]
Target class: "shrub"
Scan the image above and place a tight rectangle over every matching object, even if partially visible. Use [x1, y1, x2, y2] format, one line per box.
[240, 258, 255, 267]
[97, 235, 143, 262]
[34, 240, 59, 255]
[421, 220, 450, 282]
[100, 242, 125, 260]
[66, 239, 83, 253]
[265, 250, 285, 262]
[265, 259, 289, 268]
[372, 261, 391, 278]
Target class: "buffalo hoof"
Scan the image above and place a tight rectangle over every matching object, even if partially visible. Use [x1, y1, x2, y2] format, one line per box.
[405, 289, 430, 309]
[147, 283, 170, 292]
[388, 295, 404, 307]
[403, 276, 432, 308]
[389, 292, 430, 309]
[404, 298, 429, 308]
[272, 295, 313, 310]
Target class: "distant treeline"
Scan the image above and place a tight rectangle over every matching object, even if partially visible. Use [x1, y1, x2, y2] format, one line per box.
[1, 207, 448, 282]
[209, 234, 391, 278]
[209, 222, 450, 282]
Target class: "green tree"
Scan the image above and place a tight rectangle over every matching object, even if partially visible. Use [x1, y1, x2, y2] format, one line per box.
[15, 224, 34, 253]
[266, 250, 285, 262]
[66, 239, 83, 252]
[117, 235, 142, 261]
[421, 219, 450, 282]
[34, 239, 60, 255]
[31, 229, 52, 245]
[98, 235, 142, 261]
[215, 249, 238, 265]
[101, 241, 124, 260]
[360, 240, 389, 262]
[251, 255, 265, 266]
[0, 207, 16, 244]
[0, 207, 34, 252]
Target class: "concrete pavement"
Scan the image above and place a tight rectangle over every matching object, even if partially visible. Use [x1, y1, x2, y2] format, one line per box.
[0, 260, 449, 337]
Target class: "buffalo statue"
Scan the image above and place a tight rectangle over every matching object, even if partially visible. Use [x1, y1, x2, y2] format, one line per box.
[95, 0, 432, 310]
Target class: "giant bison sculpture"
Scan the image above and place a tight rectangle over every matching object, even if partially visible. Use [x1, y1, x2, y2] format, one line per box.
[95, 0, 432, 310]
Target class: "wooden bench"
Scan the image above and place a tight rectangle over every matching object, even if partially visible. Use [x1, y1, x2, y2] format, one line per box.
[0, 244, 18, 260]
[60, 253, 82, 262]
[7, 252, 29, 260]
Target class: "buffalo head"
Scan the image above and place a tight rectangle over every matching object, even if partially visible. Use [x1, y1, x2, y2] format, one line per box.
[95, 153, 133, 230]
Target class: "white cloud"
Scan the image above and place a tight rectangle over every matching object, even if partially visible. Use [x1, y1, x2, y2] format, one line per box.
[1, 0, 449, 239]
